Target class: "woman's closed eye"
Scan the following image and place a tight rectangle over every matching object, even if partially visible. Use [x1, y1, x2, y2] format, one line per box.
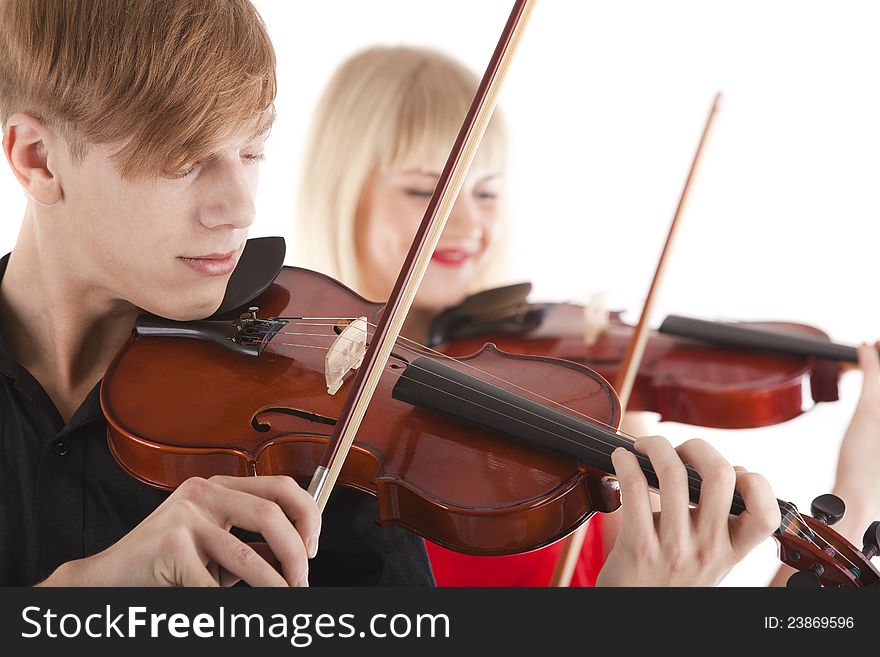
[404, 187, 435, 199]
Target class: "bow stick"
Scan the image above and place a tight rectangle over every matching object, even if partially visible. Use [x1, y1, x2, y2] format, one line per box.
[307, 0, 538, 511]
[549, 92, 722, 586]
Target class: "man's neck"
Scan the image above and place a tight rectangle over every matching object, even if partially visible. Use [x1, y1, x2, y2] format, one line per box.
[0, 214, 141, 422]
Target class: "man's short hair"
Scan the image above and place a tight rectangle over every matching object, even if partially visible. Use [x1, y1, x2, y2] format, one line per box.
[0, 0, 276, 178]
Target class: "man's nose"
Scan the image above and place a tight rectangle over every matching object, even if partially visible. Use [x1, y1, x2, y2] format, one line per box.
[197, 157, 256, 230]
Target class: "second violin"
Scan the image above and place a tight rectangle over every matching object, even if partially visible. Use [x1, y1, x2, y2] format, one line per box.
[429, 285, 863, 429]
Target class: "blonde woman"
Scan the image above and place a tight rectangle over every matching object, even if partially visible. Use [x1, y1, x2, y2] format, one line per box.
[296, 46, 672, 586]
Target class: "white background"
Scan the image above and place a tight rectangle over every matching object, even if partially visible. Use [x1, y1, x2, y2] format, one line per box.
[2, 1, 878, 586]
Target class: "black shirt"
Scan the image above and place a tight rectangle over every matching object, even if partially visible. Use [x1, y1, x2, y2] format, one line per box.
[0, 253, 433, 586]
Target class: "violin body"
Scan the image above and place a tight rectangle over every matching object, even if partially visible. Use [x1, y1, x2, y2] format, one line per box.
[101, 266, 622, 556]
[432, 290, 843, 429]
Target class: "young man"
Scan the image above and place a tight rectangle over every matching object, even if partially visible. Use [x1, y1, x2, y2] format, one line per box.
[0, 0, 435, 587]
[0, 0, 781, 587]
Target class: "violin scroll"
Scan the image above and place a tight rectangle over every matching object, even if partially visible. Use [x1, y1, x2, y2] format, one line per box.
[779, 494, 880, 587]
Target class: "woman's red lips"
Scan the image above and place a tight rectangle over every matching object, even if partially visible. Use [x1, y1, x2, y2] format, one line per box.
[431, 248, 474, 266]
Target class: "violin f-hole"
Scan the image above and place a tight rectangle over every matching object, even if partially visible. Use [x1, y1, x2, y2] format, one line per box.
[251, 407, 338, 432]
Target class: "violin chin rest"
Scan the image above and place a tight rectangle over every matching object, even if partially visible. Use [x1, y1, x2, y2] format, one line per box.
[208, 236, 287, 318]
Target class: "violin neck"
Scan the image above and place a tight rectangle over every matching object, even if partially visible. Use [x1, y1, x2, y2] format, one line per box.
[392, 356, 751, 516]
[658, 314, 863, 363]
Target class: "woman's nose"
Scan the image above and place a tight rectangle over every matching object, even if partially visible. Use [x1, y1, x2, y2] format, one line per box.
[446, 195, 483, 239]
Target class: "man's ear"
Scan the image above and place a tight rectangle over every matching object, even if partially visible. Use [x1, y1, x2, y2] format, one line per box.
[2, 113, 64, 206]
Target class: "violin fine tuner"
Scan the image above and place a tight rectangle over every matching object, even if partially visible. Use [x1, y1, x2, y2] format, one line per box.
[229, 306, 284, 354]
[235, 306, 261, 328]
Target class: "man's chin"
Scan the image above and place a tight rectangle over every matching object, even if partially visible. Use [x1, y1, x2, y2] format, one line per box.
[139, 289, 226, 321]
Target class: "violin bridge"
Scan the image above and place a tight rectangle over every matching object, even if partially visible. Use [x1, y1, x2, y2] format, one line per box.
[325, 317, 368, 395]
[582, 292, 609, 347]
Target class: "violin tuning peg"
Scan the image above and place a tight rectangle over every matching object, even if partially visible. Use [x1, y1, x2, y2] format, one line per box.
[787, 568, 823, 587]
[810, 493, 846, 526]
[862, 521, 880, 560]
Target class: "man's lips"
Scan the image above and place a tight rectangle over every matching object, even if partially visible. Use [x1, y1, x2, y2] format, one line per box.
[184, 251, 238, 260]
[177, 248, 241, 276]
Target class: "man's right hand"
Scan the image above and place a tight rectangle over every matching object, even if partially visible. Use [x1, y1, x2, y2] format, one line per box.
[596, 436, 781, 586]
[38, 474, 321, 587]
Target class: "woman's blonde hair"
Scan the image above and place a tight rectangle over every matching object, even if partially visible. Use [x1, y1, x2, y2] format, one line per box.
[295, 45, 509, 296]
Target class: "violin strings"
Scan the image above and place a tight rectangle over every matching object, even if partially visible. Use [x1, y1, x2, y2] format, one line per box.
[257, 319, 617, 429]
[251, 319, 857, 573]
[257, 325, 632, 436]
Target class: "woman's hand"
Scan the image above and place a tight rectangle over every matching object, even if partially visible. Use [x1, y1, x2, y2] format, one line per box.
[38, 474, 321, 587]
[597, 436, 780, 586]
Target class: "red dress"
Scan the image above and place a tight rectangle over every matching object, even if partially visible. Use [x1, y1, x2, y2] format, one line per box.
[425, 514, 605, 587]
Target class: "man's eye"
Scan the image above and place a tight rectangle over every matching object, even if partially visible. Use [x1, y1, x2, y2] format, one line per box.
[164, 164, 196, 180]
[242, 152, 266, 164]
[475, 191, 499, 201]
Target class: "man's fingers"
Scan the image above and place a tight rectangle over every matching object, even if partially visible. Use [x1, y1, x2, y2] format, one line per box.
[216, 542, 281, 587]
[175, 476, 313, 586]
[197, 522, 290, 587]
[636, 436, 691, 545]
[172, 538, 221, 588]
[728, 471, 781, 558]
[209, 475, 322, 558]
[611, 446, 657, 545]
[676, 439, 736, 539]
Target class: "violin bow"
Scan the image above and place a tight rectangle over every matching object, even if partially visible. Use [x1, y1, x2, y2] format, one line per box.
[307, 0, 538, 511]
[548, 92, 722, 586]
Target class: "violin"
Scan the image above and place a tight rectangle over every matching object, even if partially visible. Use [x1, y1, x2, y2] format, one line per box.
[100, 249, 880, 585]
[428, 283, 866, 429]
